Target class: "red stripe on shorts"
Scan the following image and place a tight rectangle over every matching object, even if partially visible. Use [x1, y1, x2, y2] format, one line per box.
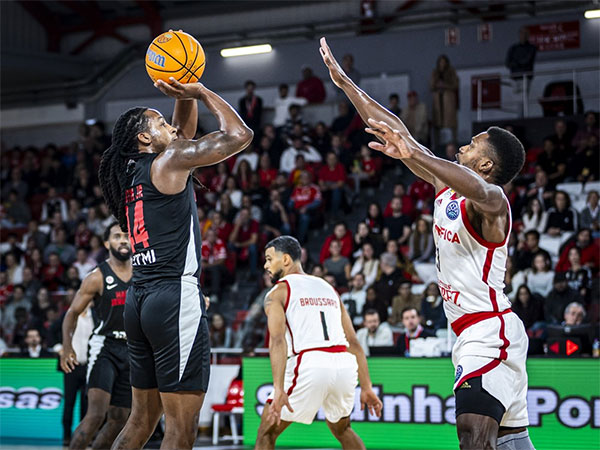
[455, 358, 501, 389]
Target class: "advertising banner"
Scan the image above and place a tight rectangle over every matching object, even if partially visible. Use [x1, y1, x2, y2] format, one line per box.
[527, 21, 580, 52]
[243, 357, 600, 450]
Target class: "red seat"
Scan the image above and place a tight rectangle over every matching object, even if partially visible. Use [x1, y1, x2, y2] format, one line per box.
[211, 379, 243, 412]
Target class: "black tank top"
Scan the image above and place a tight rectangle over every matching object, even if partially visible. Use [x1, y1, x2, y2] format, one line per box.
[92, 261, 130, 339]
[125, 153, 202, 284]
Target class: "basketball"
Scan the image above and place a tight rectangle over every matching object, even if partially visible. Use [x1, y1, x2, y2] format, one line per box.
[145, 31, 205, 85]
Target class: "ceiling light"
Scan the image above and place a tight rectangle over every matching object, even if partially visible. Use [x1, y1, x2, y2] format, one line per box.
[220, 44, 273, 58]
[584, 9, 600, 19]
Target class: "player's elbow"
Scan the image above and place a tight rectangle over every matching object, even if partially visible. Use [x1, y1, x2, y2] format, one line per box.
[234, 126, 254, 149]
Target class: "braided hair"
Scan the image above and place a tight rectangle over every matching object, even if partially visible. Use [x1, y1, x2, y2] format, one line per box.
[98, 107, 149, 232]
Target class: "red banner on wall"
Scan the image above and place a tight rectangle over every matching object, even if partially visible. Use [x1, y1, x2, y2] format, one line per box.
[527, 21, 580, 51]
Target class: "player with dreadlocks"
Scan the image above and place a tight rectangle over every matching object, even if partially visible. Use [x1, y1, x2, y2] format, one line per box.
[99, 78, 252, 450]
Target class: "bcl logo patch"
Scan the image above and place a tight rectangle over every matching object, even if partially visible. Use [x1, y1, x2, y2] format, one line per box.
[455, 365, 463, 383]
[106, 276, 114, 284]
[446, 201, 459, 220]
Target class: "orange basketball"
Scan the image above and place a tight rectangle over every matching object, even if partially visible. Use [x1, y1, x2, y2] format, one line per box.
[145, 31, 205, 84]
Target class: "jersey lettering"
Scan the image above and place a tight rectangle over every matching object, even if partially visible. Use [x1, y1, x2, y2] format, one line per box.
[434, 223, 461, 244]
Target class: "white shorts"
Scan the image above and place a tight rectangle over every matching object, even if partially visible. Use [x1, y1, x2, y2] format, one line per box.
[268, 349, 358, 424]
[452, 311, 529, 427]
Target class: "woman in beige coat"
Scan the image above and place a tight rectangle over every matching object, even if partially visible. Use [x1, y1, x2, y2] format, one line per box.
[430, 54, 459, 147]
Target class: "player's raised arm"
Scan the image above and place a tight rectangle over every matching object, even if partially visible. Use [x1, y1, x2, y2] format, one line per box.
[172, 98, 198, 139]
[60, 268, 102, 373]
[340, 299, 382, 417]
[319, 37, 442, 191]
[264, 283, 294, 424]
[155, 78, 253, 170]
[366, 120, 506, 215]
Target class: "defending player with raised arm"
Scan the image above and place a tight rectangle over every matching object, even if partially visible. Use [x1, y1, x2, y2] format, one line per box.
[255, 236, 381, 450]
[99, 78, 251, 450]
[321, 38, 535, 450]
[60, 223, 132, 450]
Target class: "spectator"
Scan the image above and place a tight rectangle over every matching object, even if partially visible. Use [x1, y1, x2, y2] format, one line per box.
[341, 53, 361, 85]
[238, 80, 263, 133]
[273, 83, 307, 128]
[323, 240, 351, 287]
[409, 217, 434, 263]
[73, 249, 96, 280]
[350, 242, 379, 287]
[383, 197, 412, 246]
[511, 285, 545, 332]
[282, 104, 310, 139]
[21, 267, 41, 303]
[319, 222, 353, 263]
[235, 272, 272, 349]
[280, 136, 322, 174]
[209, 313, 232, 348]
[365, 202, 384, 235]
[233, 146, 259, 174]
[318, 152, 347, 218]
[26, 247, 45, 279]
[563, 247, 593, 301]
[351, 145, 382, 194]
[545, 191, 578, 236]
[311, 264, 324, 278]
[222, 176, 243, 209]
[526, 169, 554, 210]
[241, 194, 262, 223]
[22, 220, 49, 252]
[505, 26, 537, 91]
[5, 168, 29, 201]
[513, 230, 551, 272]
[430, 55, 459, 146]
[217, 193, 238, 224]
[257, 153, 278, 190]
[389, 281, 421, 327]
[562, 302, 586, 326]
[71, 168, 94, 208]
[41, 187, 68, 222]
[580, 191, 599, 233]
[341, 273, 367, 327]
[20, 327, 52, 358]
[536, 138, 566, 186]
[420, 282, 447, 331]
[372, 253, 405, 321]
[408, 178, 435, 213]
[545, 272, 582, 324]
[229, 207, 259, 278]
[356, 309, 394, 356]
[521, 252, 554, 298]
[353, 221, 384, 258]
[262, 189, 291, 239]
[555, 229, 599, 273]
[312, 122, 332, 156]
[331, 102, 356, 135]
[295, 66, 326, 104]
[87, 235, 107, 265]
[201, 228, 228, 299]
[288, 171, 322, 244]
[521, 198, 548, 236]
[572, 111, 599, 152]
[395, 307, 436, 356]
[3, 190, 31, 227]
[549, 118, 573, 153]
[388, 93, 401, 117]
[569, 134, 599, 183]
[400, 90, 429, 145]
[43, 227, 76, 266]
[444, 142, 458, 162]
[2, 285, 31, 334]
[383, 182, 415, 219]
[4, 252, 24, 285]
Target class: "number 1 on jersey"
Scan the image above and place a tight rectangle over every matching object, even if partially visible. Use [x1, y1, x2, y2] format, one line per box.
[320, 311, 330, 341]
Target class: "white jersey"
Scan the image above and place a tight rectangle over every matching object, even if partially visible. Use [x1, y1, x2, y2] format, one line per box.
[432, 187, 512, 324]
[273, 273, 348, 357]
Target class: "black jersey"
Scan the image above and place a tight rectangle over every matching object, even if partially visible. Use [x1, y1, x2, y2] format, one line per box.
[125, 153, 202, 284]
[92, 261, 130, 339]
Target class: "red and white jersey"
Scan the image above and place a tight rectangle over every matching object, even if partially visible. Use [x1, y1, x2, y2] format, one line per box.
[432, 187, 512, 324]
[272, 273, 348, 357]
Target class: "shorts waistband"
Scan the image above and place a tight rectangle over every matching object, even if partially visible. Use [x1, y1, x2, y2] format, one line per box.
[451, 309, 512, 337]
[296, 345, 347, 356]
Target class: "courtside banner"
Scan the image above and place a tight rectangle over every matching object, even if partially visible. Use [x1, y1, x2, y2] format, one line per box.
[243, 357, 600, 449]
[0, 358, 70, 443]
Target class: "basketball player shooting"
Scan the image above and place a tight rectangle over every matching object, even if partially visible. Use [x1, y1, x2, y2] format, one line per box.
[255, 236, 382, 450]
[320, 37, 535, 450]
[99, 79, 252, 450]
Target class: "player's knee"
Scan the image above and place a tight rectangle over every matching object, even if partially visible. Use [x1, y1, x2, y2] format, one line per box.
[327, 418, 350, 440]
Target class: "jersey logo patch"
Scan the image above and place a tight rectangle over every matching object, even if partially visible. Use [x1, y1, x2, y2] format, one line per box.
[105, 276, 114, 284]
[106, 283, 118, 290]
[455, 365, 463, 383]
[446, 201, 459, 220]
[459, 381, 471, 389]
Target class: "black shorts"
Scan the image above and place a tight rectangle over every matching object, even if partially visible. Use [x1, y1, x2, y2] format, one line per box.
[455, 376, 506, 424]
[124, 278, 210, 392]
[87, 336, 131, 408]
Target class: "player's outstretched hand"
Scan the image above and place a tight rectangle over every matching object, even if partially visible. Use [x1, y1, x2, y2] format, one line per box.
[365, 118, 414, 160]
[360, 387, 383, 417]
[319, 37, 348, 89]
[60, 347, 79, 373]
[268, 391, 294, 426]
[204, 295, 210, 311]
[154, 78, 203, 100]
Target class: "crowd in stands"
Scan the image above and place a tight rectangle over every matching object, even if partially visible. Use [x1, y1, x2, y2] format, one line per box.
[0, 60, 598, 359]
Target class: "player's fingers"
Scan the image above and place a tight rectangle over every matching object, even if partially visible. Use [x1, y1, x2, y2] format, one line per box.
[285, 399, 294, 413]
[364, 127, 384, 137]
[168, 77, 185, 89]
[368, 141, 386, 152]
